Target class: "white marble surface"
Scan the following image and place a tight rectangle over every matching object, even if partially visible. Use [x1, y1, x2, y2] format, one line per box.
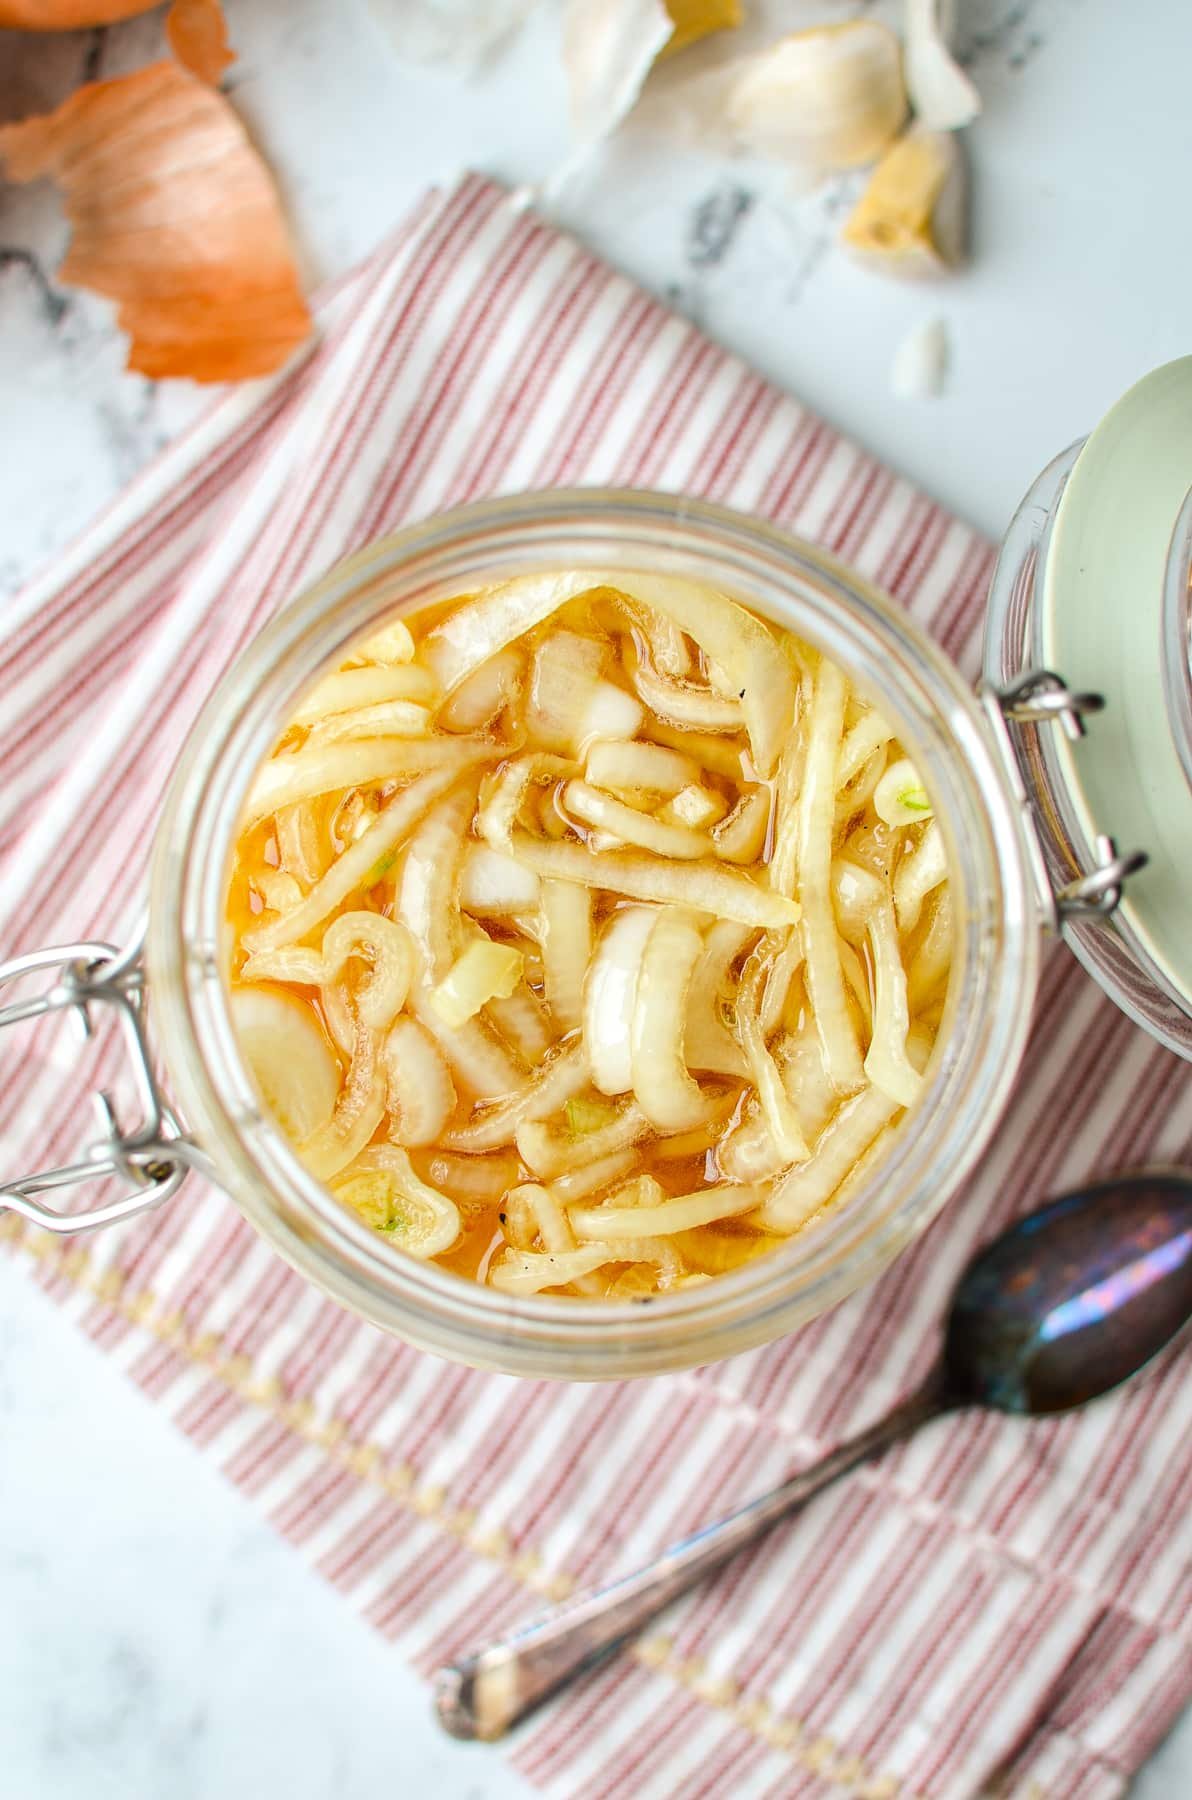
[1, 1, 1191, 1794]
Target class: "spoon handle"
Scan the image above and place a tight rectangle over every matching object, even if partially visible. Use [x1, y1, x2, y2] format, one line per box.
[434, 1374, 947, 1741]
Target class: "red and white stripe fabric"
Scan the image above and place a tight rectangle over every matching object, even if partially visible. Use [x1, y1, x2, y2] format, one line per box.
[2, 174, 1189, 1800]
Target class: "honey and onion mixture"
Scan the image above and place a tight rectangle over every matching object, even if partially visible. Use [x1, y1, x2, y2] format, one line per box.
[226, 572, 952, 1299]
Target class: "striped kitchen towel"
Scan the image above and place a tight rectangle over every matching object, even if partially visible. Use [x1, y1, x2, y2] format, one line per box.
[1, 174, 1188, 1800]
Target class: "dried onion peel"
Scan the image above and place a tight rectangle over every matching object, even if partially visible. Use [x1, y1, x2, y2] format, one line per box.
[0, 62, 311, 382]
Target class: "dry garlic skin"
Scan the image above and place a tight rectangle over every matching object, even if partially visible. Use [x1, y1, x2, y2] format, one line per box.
[226, 575, 952, 1299]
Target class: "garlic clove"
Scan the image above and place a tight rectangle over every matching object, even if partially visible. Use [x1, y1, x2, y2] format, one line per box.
[904, 0, 981, 131]
[637, 20, 908, 184]
[561, 0, 674, 165]
[890, 317, 950, 400]
[841, 124, 967, 278]
[659, 0, 743, 60]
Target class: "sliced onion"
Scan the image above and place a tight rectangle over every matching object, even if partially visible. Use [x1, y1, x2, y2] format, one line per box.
[648, 722, 744, 780]
[584, 738, 698, 799]
[834, 745, 888, 835]
[606, 592, 692, 676]
[662, 784, 729, 830]
[429, 939, 524, 1029]
[684, 918, 753, 1079]
[437, 645, 524, 733]
[516, 1103, 650, 1179]
[240, 944, 325, 988]
[320, 911, 413, 1030]
[753, 1083, 899, 1236]
[907, 886, 953, 1012]
[562, 781, 709, 861]
[424, 1149, 521, 1206]
[874, 757, 933, 827]
[630, 657, 745, 733]
[477, 753, 576, 852]
[293, 664, 439, 724]
[255, 869, 304, 913]
[569, 1183, 760, 1241]
[441, 1037, 589, 1151]
[893, 819, 947, 933]
[777, 1021, 838, 1142]
[488, 1242, 621, 1295]
[546, 1148, 638, 1201]
[395, 783, 477, 978]
[459, 843, 541, 914]
[244, 734, 488, 826]
[275, 801, 324, 888]
[512, 1182, 603, 1294]
[354, 618, 416, 665]
[795, 658, 865, 1092]
[540, 878, 591, 1033]
[423, 574, 604, 693]
[306, 700, 434, 745]
[299, 1019, 387, 1181]
[836, 709, 894, 790]
[508, 834, 800, 928]
[838, 937, 874, 1032]
[610, 574, 796, 778]
[709, 788, 769, 866]
[412, 1000, 525, 1101]
[833, 859, 922, 1107]
[230, 985, 340, 1140]
[528, 630, 643, 754]
[630, 908, 713, 1130]
[737, 943, 809, 1165]
[385, 1016, 456, 1146]
[758, 937, 804, 1038]
[717, 1101, 791, 1182]
[244, 763, 479, 954]
[486, 987, 555, 1060]
[583, 904, 657, 1094]
[333, 1144, 460, 1259]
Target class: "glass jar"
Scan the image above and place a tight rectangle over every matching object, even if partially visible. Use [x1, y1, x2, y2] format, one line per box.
[0, 488, 1118, 1380]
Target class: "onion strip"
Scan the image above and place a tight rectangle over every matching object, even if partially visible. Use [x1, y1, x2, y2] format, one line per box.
[631, 908, 713, 1130]
[753, 1083, 900, 1235]
[385, 1017, 456, 1146]
[509, 834, 800, 928]
[488, 1243, 621, 1295]
[894, 820, 947, 933]
[540, 879, 591, 1033]
[737, 943, 809, 1165]
[441, 1038, 589, 1151]
[794, 658, 865, 1092]
[334, 1144, 460, 1259]
[516, 1104, 650, 1178]
[585, 738, 698, 798]
[292, 663, 439, 722]
[569, 1184, 761, 1241]
[245, 735, 488, 826]
[562, 781, 709, 860]
[243, 763, 479, 953]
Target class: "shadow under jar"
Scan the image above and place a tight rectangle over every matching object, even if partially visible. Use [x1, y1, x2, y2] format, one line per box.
[7, 488, 1148, 1380]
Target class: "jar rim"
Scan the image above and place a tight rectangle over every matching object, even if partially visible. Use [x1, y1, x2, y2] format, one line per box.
[147, 489, 1041, 1378]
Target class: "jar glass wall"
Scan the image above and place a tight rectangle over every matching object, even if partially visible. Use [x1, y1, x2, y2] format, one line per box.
[147, 492, 1040, 1378]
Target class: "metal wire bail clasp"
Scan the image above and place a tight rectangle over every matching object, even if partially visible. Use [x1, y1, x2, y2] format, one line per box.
[0, 920, 204, 1235]
[980, 671, 1148, 931]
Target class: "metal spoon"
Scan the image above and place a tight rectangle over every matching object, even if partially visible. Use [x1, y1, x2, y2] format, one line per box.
[434, 1168, 1192, 1741]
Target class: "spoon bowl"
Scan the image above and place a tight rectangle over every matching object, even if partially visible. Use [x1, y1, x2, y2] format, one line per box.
[944, 1169, 1192, 1413]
